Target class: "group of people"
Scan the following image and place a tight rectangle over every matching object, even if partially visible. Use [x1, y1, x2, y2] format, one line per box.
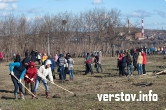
[117, 48, 146, 76]
[84, 51, 103, 75]
[9, 50, 75, 100]
[116, 46, 166, 57]
[7, 47, 152, 100]
[25, 50, 75, 81]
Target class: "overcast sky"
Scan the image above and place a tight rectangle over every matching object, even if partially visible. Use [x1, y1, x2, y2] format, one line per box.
[0, 0, 166, 30]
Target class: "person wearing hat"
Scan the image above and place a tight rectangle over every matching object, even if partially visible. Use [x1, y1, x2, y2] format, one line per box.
[33, 59, 54, 98]
[9, 57, 30, 99]
[57, 54, 66, 80]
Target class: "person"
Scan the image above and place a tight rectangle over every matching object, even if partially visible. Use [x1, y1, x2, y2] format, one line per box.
[84, 53, 93, 75]
[116, 50, 120, 57]
[68, 55, 74, 80]
[14, 54, 21, 62]
[0, 51, 4, 64]
[48, 55, 56, 79]
[147, 48, 151, 56]
[133, 49, 138, 71]
[25, 50, 29, 57]
[117, 53, 123, 76]
[137, 52, 143, 75]
[54, 53, 59, 73]
[24, 61, 37, 96]
[35, 50, 38, 59]
[57, 54, 66, 81]
[142, 51, 147, 74]
[13, 53, 16, 61]
[9, 57, 30, 99]
[64, 58, 68, 80]
[94, 54, 99, 72]
[121, 53, 127, 76]
[54, 53, 59, 63]
[37, 53, 42, 65]
[64, 53, 70, 80]
[33, 60, 54, 98]
[31, 50, 36, 62]
[126, 52, 133, 76]
[97, 52, 103, 73]
[42, 53, 48, 65]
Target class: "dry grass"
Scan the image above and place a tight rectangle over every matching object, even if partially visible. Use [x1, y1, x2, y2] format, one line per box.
[0, 55, 166, 110]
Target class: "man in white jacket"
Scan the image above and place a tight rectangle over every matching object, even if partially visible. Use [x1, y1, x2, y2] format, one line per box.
[33, 59, 54, 98]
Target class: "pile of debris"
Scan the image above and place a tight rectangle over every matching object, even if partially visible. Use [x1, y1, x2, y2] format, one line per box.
[156, 69, 166, 75]
[132, 82, 153, 87]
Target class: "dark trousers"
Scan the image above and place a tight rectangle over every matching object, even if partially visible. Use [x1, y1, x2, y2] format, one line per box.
[25, 82, 34, 94]
[52, 69, 56, 79]
[85, 64, 93, 74]
[11, 75, 23, 94]
[119, 66, 122, 76]
[64, 67, 68, 79]
[142, 64, 146, 74]
[122, 66, 126, 76]
[133, 61, 137, 71]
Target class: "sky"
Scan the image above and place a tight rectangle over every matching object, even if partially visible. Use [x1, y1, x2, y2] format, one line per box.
[0, 0, 166, 30]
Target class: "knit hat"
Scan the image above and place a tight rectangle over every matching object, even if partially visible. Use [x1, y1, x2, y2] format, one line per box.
[45, 60, 52, 66]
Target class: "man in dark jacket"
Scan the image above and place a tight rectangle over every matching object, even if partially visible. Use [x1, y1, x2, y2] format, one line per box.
[31, 50, 36, 62]
[133, 49, 138, 71]
[121, 53, 127, 76]
[126, 52, 133, 76]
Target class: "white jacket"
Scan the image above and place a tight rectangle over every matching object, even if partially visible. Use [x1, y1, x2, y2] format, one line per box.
[37, 65, 53, 82]
[68, 58, 74, 70]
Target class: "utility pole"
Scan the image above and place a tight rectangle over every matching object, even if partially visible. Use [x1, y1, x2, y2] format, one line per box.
[128, 19, 130, 34]
[142, 19, 144, 37]
[89, 35, 91, 52]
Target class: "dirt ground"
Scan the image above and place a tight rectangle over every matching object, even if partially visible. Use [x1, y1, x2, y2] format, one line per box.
[0, 55, 166, 110]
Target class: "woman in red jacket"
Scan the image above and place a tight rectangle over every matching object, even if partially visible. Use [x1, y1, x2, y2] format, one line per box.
[24, 61, 37, 95]
[142, 51, 146, 74]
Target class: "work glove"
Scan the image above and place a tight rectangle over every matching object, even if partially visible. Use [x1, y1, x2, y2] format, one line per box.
[10, 71, 14, 76]
[30, 78, 34, 82]
[18, 79, 22, 83]
[25, 75, 29, 78]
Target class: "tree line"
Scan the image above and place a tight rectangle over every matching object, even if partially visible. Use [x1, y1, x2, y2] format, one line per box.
[0, 8, 139, 59]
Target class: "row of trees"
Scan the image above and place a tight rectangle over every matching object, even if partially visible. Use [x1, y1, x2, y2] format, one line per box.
[0, 8, 139, 59]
